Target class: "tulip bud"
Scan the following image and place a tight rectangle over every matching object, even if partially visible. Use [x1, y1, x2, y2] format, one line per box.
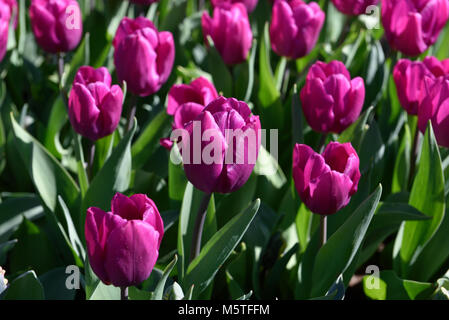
[0, 0, 17, 62]
[393, 57, 449, 115]
[269, 0, 325, 59]
[292, 142, 360, 215]
[202, 3, 253, 65]
[300, 60, 365, 134]
[331, 0, 378, 15]
[113, 17, 175, 97]
[381, 0, 449, 56]
[211, 0, 258, 13]
[68, 66, 123, 141]
[418, 76, 449, 148]
[180, 97, 261, 194]
[85, 193, 164, 287]
[29, 0, 83, 53]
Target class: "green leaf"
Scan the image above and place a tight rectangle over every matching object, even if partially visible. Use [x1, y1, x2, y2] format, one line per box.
[129, 286, 152, 300]
[2, 271, 44, 300]
[311, 184, 382, 297]
[184, 199, 260, 297]
[84, 258, 120, 300]
[0, 239, 17, 265]
[392, 123, 411, 193]
[206, 36, 233, 97]
[244, 39, 257, 102]
[395, 123, 445, 276]
[253, 145, 287, 189]
[10, 113, 80, 220]
[39, 267, 77, 300]
[152, 255, 178, 300]
[338, 106, 374, 151]
[363, 270, 435, 300]
[82, 119, 137, 222]
[132, 110, 170, 170]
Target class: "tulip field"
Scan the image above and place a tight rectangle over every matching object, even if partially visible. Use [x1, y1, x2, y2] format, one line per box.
[1, 0, 449, 302]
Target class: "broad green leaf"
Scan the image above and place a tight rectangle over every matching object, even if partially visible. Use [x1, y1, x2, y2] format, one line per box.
[0, 239, 17, 265]
[363, 270, 435, 300]
[132, 110, 170, 170]
[338, 106, 374, 151]
[82, 119, 137, 223]
[39, 267, 77, 300]
[184, 199, 260, 297]
[253, 145, 287, 189]
[10, 114, 80, 219]
[206, 36, 233, 97]
[244, 39, 257, 102]
[2, 271, 44, 300]
[395, 123, 445, 276]
[129, 286, 152, 300]
[152, 255, 178, 300]
[311, 184, 382, 298]
[392, 123, 411, 193]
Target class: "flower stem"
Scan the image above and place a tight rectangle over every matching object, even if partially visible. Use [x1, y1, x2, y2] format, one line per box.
[320, 215, 327, 248]
[316, 133, 328, 153]
[57, 53, 68, 109]
[87, 140, 96, 181]
[190, 193, 212, 263]
[408, 127, 420, 189]
[120, 287, 128, 300]
[126, 95, 137, 133]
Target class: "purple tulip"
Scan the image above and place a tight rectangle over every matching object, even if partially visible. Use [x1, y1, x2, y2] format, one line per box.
[331, 0, 379, 15]
[300, 60, 365, 134]
[418, 76, 449, 148]
[68, 66, 123, 141]
[393, 57, 449, 115]
[0, 0, 16, 62]
[292, 142, 361, 215]
[269, 0, 325, 59]
[113, 17, 175, 97]
[211, 0, 258, 13]
[85, 193, 164, 287]
[167, 77, 219, 116]
[381, 0, 449, 56]
[29, 0, 83, 53]
[202, 3, 253, 65]
[181, 97, 261, 194]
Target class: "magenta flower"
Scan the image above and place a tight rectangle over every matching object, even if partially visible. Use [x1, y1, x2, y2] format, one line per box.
[68, 66, 123, 141]
[85, 193, 164, 287]
[300, 61, 365, 134]
[331, 0, 379, 15]
[211, 0, 258, 13]
[29, 0, 83, 53]
[292, 142, 361, 215]
[113, 17, 175, 97]
[381, 0, 449, 56]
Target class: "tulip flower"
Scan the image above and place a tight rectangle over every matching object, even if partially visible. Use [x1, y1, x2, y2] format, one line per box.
[113, 17, 175, 97]
[202, 3, 253, 65]
[0, 0, 17, 62]
[181, 97, 261, 194]
[418, 76, 449, 148]
[292, 142, 361, 215]
[85, 193, 164, 287]
[300, 60, 365, 134]
[269, 0, 325, 59]
[394, 57, 449, 115]
[331, 0, 378, 15]
[211, 0, 258, 13]
[68, 66, 123, 141]
[381, 0, 449, 56]
[167, 77, 219, 116]
[29, 0, 83, 53]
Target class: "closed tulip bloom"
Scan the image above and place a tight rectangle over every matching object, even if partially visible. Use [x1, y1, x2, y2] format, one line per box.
[418, 76, 449, 148]
[202, 3, 253, 65]
[0, 0, 17, 62]
[85, 193, 164, 287]
[29, 0, 83, 53]
[331, 0, 378, 15]
[211, 0, 258, 13]
[167, 77, 219, 116]
[269, 0, 325, 59]
[292, 142, 360, 215]
[113, 17, 175, 97]
[381, 0, 449, 56]
[182, 97, 261, 194]
[68, 66, 123, 141]
[300, 61, 365, 134]
[393, 57, 449, 115]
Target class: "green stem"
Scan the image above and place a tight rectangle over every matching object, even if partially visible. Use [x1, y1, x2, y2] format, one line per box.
[126, 95, 137, 133]
[120, 287, 128, 300]
[408, 126, 420, 189]
[320, 215, 327, 248]
[190, 193, 212, 263]
[73, 133, 89, 196]
[316, 133, 328, 153]
[87, 140, 96, 181]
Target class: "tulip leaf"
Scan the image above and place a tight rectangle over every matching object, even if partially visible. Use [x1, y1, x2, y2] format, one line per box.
[84, 258, 120, 300]
[392, 123, 411, 193]
[1, 270, 44, 300]
[10, 113, 80, 221]
[184, 199, 260, 298]
[363, 270, 435, 300]
[82, 119, 137, 223]
[253, 145, 287, 189]
[39, 267, 77, 300]
[206, 36, 233, 97]
[338, 106, 374, 151]
[291, 84, 304, 145]
[132, 110, 170, 170]
[395, 123, 445, 277]
[311, 184, 382, 298]
[152, 255, 178, 300]
[0, 239, 17, 265]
